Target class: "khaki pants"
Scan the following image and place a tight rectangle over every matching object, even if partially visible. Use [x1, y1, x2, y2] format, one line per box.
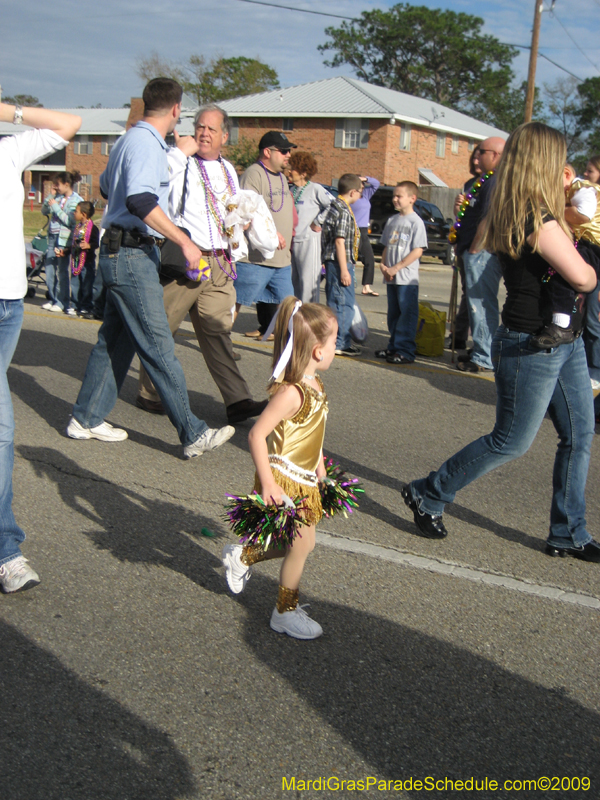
[138, 255, 251, 408]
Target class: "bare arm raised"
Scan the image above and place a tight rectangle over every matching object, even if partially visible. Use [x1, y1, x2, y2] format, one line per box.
[0, 103, 81, 141]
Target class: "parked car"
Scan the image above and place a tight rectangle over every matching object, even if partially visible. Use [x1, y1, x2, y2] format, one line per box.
[368, 186, 455, 266]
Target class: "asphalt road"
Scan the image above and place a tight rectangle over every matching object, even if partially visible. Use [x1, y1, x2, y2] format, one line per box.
[2, 263, 599, 800]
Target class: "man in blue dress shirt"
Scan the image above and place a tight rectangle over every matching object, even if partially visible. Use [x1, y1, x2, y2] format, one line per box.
[67, 79, 234, 458]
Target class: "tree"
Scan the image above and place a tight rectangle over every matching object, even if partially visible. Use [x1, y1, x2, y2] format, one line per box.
[135, 52, 279, 105]
[543, 77, 585, 161]
[318, 3, 518, 129]
[576, 76, 600, 155]
[225, 138, 259, 173]
[2, 93, 43, 107]
[477, 81, 545, 133]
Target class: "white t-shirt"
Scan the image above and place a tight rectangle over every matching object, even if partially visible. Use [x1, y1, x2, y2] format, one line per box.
[381, 211, 428, 285]
[167, 148, 241, 256]
[570, 179, 598, 221]
[0, 129, 67, 299]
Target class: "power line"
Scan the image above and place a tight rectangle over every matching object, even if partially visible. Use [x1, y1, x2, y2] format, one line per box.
[234, 0, 354, 20]
[549, 9, 600, 73]
[232, 1, 587, 82]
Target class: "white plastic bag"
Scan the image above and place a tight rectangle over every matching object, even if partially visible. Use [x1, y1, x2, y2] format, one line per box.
[224, 189, 279, 260]
[350, 302, 369, 343]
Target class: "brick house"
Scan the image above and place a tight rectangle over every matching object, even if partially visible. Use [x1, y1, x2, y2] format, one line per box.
[2, 79, 504, 205]
[219, 76, 507, 190]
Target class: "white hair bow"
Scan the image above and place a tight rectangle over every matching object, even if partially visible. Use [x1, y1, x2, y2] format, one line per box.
[265, 300, 302, 381]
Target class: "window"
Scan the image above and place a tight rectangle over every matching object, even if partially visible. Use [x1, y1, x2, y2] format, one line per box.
[436, 132, 446, 158]
[282, 118, 293, 131]
[451, 135, 459, 154]
[228, 119, 239, 145]
[399, 123, 411, 151]
[73, 135, 93, 155]
[334, 119, 369, 149]
[75, 174, 92, 198]
[468, 139, 475, 152]
[101, 135, 117, 156]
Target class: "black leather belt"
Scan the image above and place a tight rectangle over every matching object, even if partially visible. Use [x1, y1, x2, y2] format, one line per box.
[120, 229, 165, 248]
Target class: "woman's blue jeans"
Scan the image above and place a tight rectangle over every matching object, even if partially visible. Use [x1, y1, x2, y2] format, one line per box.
[73, 243, 207, 446]
[410, 327, 595, 548]
[0, 299, 26, 565]
[44, 233, 71, 310]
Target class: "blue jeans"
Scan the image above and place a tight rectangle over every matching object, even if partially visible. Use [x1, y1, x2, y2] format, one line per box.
[71, 256, 96, 313]
[325, 260, 355, 350]
[233, 262, 293, 306]
[0, 299, 26, 565]
[44, 233, 71, 311]
[410, 328, 594, 548]
[463, 250, 502, 369]
[386, 283, 419, 360]
[73, 243, 207, 446]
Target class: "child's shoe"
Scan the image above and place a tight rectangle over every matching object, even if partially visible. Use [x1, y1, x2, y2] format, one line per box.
[222, 544, 251, 593]
[270, 605, 323, 639]
[530, 323, 575, 349]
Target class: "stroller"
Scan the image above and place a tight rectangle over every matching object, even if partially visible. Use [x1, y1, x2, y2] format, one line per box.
[25, 218, 49, 299]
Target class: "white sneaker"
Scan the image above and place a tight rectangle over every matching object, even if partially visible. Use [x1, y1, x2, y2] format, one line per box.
[64, 308, 77, 317]
[222, 544, 251, 593]
[41, 301, 53, 311]
[183, 425, 234, 458]
[591, 379, 600, 391]
[66, 416, 128, 442]
[270, 604, 323, 639]
[49, 304, 63, 313]
[0, 556, 40, 593]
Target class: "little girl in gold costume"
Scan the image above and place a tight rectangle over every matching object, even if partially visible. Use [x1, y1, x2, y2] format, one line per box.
[222, 297, 338, 639]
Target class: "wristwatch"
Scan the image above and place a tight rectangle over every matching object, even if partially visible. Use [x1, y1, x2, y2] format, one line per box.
[13, 105, 23, 125]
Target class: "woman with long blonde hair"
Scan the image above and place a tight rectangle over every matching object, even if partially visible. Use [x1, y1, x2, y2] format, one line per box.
[402, 122, 600, 562]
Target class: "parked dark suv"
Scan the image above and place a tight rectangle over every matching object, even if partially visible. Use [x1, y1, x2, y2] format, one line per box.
[368, 186, 455, 266]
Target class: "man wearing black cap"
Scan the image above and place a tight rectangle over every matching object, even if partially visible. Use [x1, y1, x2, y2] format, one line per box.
[234, 132, 296, 335]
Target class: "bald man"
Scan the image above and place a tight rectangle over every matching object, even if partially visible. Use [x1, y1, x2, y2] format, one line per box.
[455, 137, 505, 372]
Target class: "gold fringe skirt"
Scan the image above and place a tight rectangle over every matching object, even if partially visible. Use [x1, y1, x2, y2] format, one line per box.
[253, 456, 322, 525]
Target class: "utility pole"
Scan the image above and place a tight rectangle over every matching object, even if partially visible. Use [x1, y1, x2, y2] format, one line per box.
[524, 0, 544, 122]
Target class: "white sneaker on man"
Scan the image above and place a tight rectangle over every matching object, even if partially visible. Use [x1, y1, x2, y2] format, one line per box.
[183, 425, 234, 458]
[222, 544, 251, 593]
[66, 416, 128, 442]
[49, 304, 63, 313]
[0, 556, 40, 593]
[41, 301, 53, 311]
[64, 308, 77, 317]
[270, 605, 323, 639]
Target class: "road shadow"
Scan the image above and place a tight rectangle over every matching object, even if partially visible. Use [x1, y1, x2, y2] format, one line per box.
[10, 328, 240, 450]
[324, 449, 544, 553]
[0, 620, 195, 800]
[238, 584, 600, 796]
[19, 447, 228, 595]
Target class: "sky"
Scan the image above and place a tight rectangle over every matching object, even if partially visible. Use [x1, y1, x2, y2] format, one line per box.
[1, 0, 599, 109]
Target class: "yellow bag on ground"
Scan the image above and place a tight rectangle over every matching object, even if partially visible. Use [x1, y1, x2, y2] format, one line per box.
[415, 302, 446, 357]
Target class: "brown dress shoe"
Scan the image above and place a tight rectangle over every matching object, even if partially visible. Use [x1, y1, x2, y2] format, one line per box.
[136, 395, 166, 415]
[244, 330, 262, 338]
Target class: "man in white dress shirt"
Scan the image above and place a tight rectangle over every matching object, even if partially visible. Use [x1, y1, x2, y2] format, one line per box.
[136, 104, 267, 424]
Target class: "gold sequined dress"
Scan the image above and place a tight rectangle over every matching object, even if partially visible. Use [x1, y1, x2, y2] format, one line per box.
[568, 179, 600, 246]
[254, 377, 328, 525]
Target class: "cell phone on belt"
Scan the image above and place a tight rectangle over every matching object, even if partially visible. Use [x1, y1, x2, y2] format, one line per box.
[107, 226, 122, 253]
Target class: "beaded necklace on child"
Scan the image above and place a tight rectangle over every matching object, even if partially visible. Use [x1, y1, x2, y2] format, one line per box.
[70, 219, 93, 276]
